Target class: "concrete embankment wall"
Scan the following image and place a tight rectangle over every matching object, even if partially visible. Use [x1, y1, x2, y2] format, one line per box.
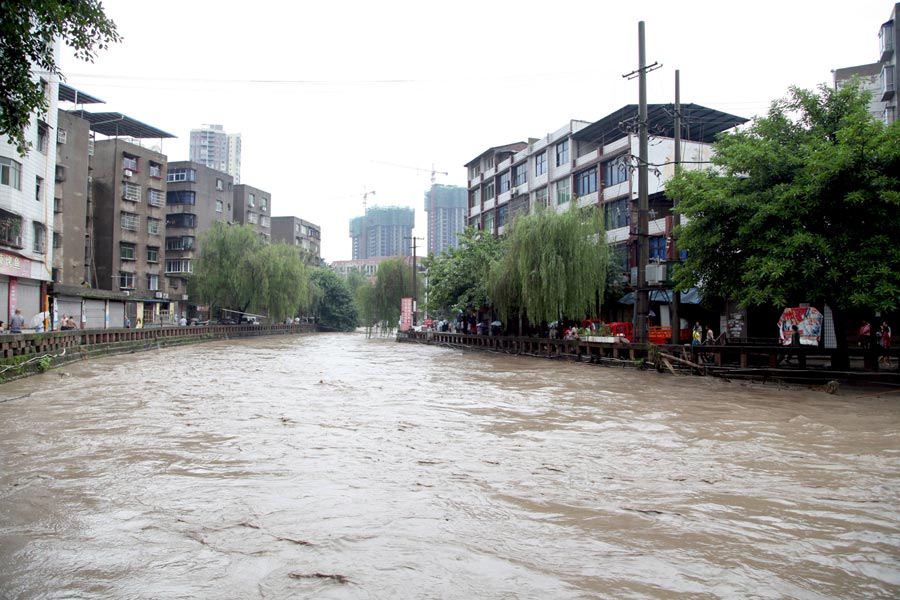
[0, 324, 317, 383]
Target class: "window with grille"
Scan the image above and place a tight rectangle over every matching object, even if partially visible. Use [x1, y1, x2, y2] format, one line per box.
[123, 182, 141, 202]
[121, 212, 139, 231]
[32, 222, 46, 253]
[148, 188, 164, 207]
[147, 218, 160, 235]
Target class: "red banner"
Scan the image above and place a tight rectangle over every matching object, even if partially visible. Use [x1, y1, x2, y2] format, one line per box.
[400, 298, 413, 332]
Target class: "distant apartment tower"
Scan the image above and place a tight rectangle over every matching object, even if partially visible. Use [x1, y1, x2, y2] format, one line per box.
[424, 184, 467, 256]
[189, 124, 242, 183]
[165, 161, 234, 318]
[233, 184, 271, 241]
[834, 2, 898, 124]
[349, 206, 415, 259]
[271, 216, 321, 261]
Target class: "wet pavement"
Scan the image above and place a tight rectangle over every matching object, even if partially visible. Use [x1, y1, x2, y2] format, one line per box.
[1, 333, 898, 599]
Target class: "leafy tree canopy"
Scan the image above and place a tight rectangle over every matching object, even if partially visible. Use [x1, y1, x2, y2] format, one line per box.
[424, 227, 504, 316]
[190, 223, 264, 317]
[1, 1, 121, 154]
[668, 84, 900, 316]
[309, 269, 358, 331]
[489, 204, 608, 324]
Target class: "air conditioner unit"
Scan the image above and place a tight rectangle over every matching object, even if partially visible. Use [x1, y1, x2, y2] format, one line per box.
[124, 169, 134, 177]
[155, 291, 164, 299]
[122, 290, 131, 296]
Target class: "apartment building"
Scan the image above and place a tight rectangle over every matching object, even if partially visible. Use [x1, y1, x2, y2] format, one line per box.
[189, 124, 242, 183]
[0, 65, 59, 324]
[271, 216, 322, 263]
[165, 161, 234, 318]
[91, 134, 174, 326]
[465, 104, 746, 324]
[349, 206, 415, 259]
[233, 184, 271, 242]
[424, 184, 467, 256]
[834, 2, 899, 124]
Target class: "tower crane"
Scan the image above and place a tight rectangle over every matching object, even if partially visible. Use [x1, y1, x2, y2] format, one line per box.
[351, 188, 375, 259]
[372, 161, 449, 255]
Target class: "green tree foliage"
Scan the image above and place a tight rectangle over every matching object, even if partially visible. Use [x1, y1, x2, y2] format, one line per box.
[668, 84, 900, 358]
[1, 1, 121, 154]
[252, 243, 310, 322]
[424, 228, 504, 316]
[372, 257, 417, 327]
[488, 205, 608, 325]
[309, 269, 358, 331]
[191, 223, 263, 318]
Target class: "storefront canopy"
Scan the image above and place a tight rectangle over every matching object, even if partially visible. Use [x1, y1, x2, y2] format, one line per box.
[618, 288, 702, 305]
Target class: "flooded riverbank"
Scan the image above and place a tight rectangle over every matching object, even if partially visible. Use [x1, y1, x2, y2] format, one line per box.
[1, 333, 898, 598]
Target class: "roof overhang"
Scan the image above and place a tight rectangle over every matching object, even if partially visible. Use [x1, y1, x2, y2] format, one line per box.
[66, 110, 176, 139]
[58, 83, 105, 105]
[573, 104, 749, 145]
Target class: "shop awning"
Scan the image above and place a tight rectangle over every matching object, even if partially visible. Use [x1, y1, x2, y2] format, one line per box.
[618, 288, 702, 305]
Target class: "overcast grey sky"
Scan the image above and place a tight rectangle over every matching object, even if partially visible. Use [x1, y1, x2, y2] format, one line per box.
[61, 0, 892, 262]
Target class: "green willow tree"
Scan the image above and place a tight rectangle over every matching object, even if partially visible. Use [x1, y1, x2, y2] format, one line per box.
[372, 257, 418, 328]
[2, 1, 121, 154]
[250, 243, 310, 322]
[488, 204, 608, 327]
[667, 84, 900, 366]
[190, 223, 264, 319]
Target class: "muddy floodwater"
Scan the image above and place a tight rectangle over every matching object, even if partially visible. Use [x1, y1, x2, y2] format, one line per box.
[1, 333, 899, 599]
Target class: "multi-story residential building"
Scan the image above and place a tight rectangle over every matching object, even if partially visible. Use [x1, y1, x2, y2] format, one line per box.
[233, 184, 271, 241]
[0, 61, 59, 325]
[834, 2, 898, 124]
[349, 206, 415, 259]
[424, 184, 467, 256]
[189, 124, 242, 183]
[465, 104, 745, 326]
[332, 255, 415, 279]
[271, 216, 322, 262]
[91, 134, 174, 326]
[165, 161, 234, 319]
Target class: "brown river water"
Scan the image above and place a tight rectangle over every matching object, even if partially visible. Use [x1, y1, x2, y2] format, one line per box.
[1, 333, 898, 599]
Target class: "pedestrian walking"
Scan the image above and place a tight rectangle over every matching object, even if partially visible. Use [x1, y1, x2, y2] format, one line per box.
[9, 309, 24, 334]
[879, 321, 892, 367]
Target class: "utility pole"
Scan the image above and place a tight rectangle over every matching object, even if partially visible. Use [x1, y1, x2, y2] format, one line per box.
[623, 21, 660, 344]
[405, 235, 424, 325]
[670, 70, 682, 344]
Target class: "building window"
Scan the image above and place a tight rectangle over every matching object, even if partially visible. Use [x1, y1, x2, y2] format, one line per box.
[215, 199, 223, 212]
[534, 187, 549, 208]
[166, 168, 196, 182]
[261, 197, 268, 212]
[0, 157, 22, 190]
[147, 246, 159, 263]
[604, 198, 630, 228]
[32, 222, 46, 253]
[650, 235, 666, 261]
[0, 209, 23, 247]
[260, 215, 270, 228]
[556, 179, 570, 205]
[497, 204, 509, 228]
[469, 189, 480, 208]
[216, 178, 224, 191]
[602, 155, 630, 187]
[120, 242, 136, 260]
[165, 259, 193, 274]
[148, 162, 162, 178]
[147, 273, 159, 291]
[148, 188, 164, 207]
[575, 166, 598, 196]
[166, 213, 196, 228]
[122, 154, 139, 171]
[556, 140, 569, 167]
[166, 190, 196, 205]
[53, 232, 62, 249]
[121, 212, 139, 231]
[483, 181, 494, 199]
[498, 171, 511, 194]
[37, 121, 50, 154]
[483, 210, 494, 232]
[248, 193, 256, 207]
[118, 272, 135, 289]
[535, 152, 547, 177]
[166, 236, 195, 251]
[147, 217, 161, 235]
[513, 163, 527, 187]
[35, 176, 44, 202]
[57, 128, 67, 145]
[123, 181, 141, 202]
[248, 211, 258, 224]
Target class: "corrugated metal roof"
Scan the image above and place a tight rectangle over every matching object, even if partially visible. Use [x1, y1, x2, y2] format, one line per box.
[65, 110, 176, 139]
[57, 83, 105, 105]
[573, 104, 749, 145]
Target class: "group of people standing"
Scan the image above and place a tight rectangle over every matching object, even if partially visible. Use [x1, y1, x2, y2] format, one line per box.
[691, 322, 716, 346]
[858, 320, 892, 367]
